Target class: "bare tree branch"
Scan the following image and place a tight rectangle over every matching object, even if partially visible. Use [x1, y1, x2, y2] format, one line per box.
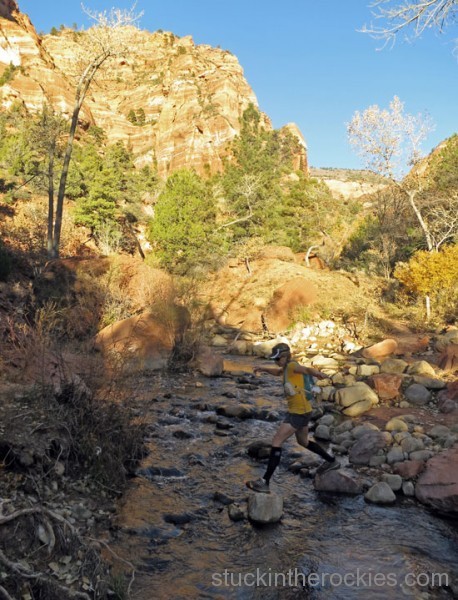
[361, 0, 458, 48]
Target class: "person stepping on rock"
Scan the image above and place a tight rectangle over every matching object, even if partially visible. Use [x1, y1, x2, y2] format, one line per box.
[246, 343, 339, 493]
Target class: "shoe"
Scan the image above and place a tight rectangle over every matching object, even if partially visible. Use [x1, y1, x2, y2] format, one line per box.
[246, 478, 270, 493]
[316, 459, 340, 474]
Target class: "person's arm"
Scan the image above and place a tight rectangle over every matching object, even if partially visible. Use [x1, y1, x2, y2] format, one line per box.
[292, 363, 327, 380]
[253, 365, 283, 376]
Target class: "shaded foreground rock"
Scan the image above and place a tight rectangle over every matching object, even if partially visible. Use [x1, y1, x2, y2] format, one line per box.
[415, 446, 458, 514]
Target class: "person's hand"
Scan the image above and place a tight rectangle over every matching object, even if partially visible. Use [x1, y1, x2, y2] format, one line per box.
[313, 370, 327, 380]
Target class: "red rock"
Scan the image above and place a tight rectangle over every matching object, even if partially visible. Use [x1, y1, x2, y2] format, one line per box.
[415, 446, 458, 514]
[438, 344, 458, 372]
[369, 373, 403, 400]
[393, 460, 425, 479]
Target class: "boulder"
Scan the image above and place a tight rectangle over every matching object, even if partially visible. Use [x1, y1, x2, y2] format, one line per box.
[361, 339, 398, 360]
[94, 309, 186, 371]
[404, 383, 432, 406]
[334, 382, 379, 409]
[313, 470, 363, 495]
[264, 278, 317, 332]
[380, 358, 408, 374]
[349, 432, 387, 465]
[406, 360, 436, 377]
[415, 446, 458, 514]
[369, 373, 403, 401]
[365, 482, 396, 504]
[248, 493, 283, 524]
[195, 346, 224, 377]
[342, 398, 374, 417]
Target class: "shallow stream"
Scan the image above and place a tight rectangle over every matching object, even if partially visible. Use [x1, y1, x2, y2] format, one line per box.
[111, 356, 458, 599]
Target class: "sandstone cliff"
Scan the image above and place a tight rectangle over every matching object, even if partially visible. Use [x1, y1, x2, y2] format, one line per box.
[0, 0, 308, 177]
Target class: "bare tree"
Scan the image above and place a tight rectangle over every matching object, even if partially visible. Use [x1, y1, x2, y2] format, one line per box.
[347, 96, 458, 318]
[361, 0, 458, 48]
[49, 5, 142, 258]
[347, 96, 436, 250]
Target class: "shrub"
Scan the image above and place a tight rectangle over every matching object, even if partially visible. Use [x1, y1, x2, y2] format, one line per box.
[394, 245, 458, 320]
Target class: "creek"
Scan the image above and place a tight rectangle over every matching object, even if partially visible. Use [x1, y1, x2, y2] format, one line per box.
[111, 356, 458, 600]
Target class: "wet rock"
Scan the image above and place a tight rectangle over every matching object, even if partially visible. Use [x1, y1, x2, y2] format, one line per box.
[247, 492, 283, 524]
[228, 503, 246, 521]
[139, 466, 185, 479]
[163, 512, 195, 525]
[365, 482, 396, 504]
[313, 470, 363, 495]
[213, 491, 235, 505]
[415, 446, 458, 514]
[217, 404, 253, 419]
[247, 440, 271, 459]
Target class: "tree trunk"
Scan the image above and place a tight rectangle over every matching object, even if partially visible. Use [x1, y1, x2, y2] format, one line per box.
[51, 52, 111, 258]
[406, 189, 433, 252]
[47, 149, 55, 256]
[425, 295, 431, 321]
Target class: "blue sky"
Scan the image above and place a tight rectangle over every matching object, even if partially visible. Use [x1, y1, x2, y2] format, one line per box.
[17, 0, 458, 169]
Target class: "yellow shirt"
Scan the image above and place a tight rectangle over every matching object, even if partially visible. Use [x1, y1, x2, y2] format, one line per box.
[283, 361, 312, 414]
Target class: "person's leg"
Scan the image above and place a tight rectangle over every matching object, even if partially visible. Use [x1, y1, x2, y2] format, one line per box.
[295, 423, 339, 472]
[246, 422, 296, 492]
[264, 422, 296, 483]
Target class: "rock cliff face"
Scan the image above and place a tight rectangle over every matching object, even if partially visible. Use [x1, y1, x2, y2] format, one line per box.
[0, 1, 307, 177]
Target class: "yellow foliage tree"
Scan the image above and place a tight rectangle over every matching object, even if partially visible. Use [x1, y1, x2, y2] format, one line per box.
[394, 245, 458, 320]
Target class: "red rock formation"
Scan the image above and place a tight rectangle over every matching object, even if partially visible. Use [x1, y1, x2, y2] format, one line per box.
[0, 4, 308, 178]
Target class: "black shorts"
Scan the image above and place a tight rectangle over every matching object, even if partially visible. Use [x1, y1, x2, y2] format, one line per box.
[283, 412, 312, 429]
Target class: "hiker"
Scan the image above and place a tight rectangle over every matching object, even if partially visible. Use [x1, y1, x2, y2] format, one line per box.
[246, 342, 339, 493]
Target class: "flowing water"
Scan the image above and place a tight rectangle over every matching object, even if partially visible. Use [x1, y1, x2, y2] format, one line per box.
[112, 356, 458, 600]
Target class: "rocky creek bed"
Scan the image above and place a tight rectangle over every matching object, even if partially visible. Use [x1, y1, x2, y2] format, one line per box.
[107, 352, 458, 600]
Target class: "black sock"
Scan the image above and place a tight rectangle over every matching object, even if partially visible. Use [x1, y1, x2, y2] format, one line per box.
[307, 440, 334, 462]
[263, 447, 282, 484]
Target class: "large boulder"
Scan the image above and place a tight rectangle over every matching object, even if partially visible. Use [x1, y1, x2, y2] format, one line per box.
[94, 307, 189, 371]
[415, 446, 458, 514]
[194, 346, 224, 377]
[264, 277, 317, 332]
[334, 382, 379, 415]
